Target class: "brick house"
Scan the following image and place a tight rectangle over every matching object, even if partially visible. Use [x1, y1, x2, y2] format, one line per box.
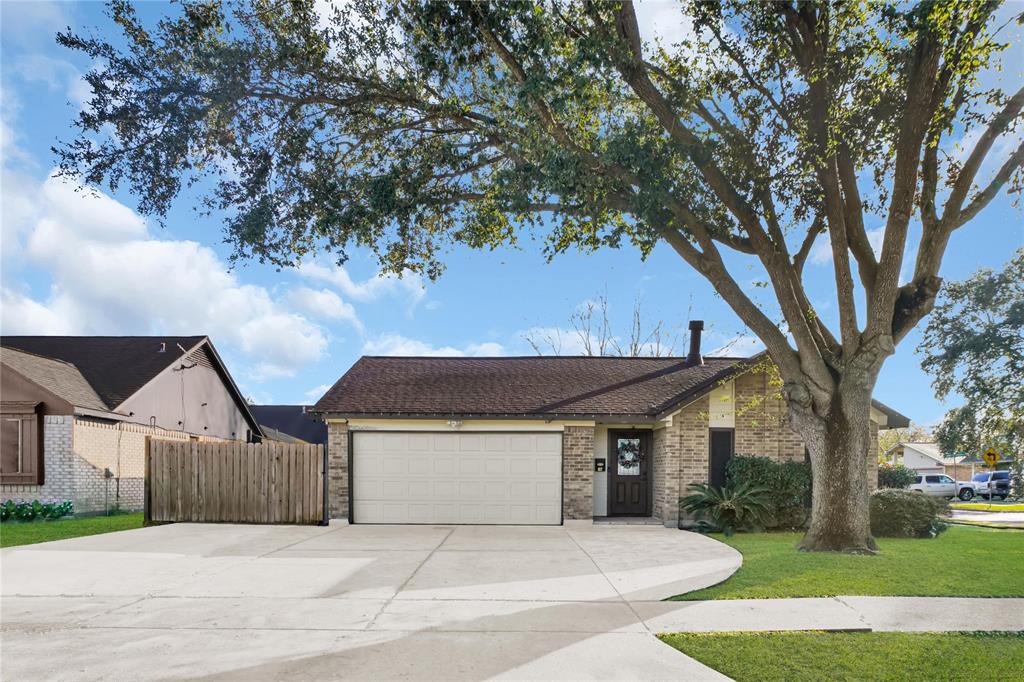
[314, 322, 908, 527]
[0, 336, 262, 513]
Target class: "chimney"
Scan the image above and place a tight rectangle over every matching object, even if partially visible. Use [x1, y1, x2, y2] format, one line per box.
[686, 320, 704, 366]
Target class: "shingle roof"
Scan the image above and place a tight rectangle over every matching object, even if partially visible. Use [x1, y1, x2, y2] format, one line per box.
[314, 355, 750, 419]
[1, 336, 206, 410]
[250, 405, 328, 445]
[0, 347, 109, 412]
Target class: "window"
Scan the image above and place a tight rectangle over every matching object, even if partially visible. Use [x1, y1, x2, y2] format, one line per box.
[939, 476, 954, 483]
[914, 476, 923, 484]
[616, 437, 641, 476]
[972, 473, 990, 482]
[925, 475, 942, 483]
[0, 403, 42, 485]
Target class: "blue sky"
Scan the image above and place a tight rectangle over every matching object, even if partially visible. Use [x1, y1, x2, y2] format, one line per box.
[1, 1, 1021, 426]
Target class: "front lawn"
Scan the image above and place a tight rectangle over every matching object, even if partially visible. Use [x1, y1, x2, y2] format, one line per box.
[674, 526, 1022, 600]
[660, 631, 1024, 682]
[0, 513, 144, 548]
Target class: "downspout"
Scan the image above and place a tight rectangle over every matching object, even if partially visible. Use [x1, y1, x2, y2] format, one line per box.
[320, 422, 329, 526]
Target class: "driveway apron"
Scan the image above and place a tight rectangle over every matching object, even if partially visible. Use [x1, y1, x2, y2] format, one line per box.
[1, 522, 739, 681]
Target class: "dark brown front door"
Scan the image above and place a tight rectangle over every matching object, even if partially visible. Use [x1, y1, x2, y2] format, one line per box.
[608, 430, 651, 516]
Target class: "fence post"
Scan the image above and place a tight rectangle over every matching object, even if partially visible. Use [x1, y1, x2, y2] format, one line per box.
[143, 436, 152, 526]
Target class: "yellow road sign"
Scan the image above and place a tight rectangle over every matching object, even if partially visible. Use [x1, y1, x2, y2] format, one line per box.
[982, 448, 1001, 467]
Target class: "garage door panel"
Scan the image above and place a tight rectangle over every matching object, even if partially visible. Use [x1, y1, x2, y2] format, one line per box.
[352, 431, 562, 525]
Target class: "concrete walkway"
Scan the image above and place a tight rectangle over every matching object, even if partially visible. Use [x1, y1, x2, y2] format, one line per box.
[639, 596, 1024, 633]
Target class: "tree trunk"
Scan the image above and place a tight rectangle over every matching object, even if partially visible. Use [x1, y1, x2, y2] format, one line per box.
[792, 382, 878, 553]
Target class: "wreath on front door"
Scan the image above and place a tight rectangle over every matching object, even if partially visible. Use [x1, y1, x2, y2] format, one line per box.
[617, 439, 642, 468]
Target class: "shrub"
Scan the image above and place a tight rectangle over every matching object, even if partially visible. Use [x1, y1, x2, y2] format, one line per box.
[679, 481, 773, 536]
[726, 455, 811, 529]
[0, 500, 74, 523]
[878, 463, 917, 489]
[870, 489, 947, 538]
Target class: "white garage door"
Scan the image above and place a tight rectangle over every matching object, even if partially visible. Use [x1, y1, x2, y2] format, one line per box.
[351, 431, 562, 525]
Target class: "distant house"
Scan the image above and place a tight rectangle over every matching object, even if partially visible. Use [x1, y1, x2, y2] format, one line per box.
[1, 336, 261, 513]
[249, 405, 327, 446]
[883, 441, 969, 477]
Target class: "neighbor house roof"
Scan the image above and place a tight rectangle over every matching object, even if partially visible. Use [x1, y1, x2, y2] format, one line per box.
[892, 441, 963, 466]
[0, 335, 262, 437]
[1, 335, 206, 409]
[250, 405, 327, 445]
[0, 346, 109, 413]
[315, 355, 755, 420]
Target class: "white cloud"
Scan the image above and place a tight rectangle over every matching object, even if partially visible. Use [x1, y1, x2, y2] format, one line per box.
[304, 383, 333, 402]
[298, 259, 425, 305]
[706, 332, 765, 357]
[633, 0, 697, 51]
[362, 333, 505, 357]
[810, 226, 886, 266]
[517, 325, 591, 355]
[1, 172, 329, 380]
[286, 286, 362, 331]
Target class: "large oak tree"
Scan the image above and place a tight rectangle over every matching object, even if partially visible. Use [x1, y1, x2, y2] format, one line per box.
[58, 0, 1024, 551]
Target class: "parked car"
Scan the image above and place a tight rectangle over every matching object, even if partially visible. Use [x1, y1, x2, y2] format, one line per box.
[967, 471, 1010, 501]
[908, 474, 957, 498]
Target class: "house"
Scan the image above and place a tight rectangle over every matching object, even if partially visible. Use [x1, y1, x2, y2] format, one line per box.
[314, 322, 909, 527]
[0, 336, 262, 513]
[883, 441, 992, 480]
[249, 404, 328, 445]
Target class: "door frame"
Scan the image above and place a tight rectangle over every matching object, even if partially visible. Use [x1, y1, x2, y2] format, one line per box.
[708, 427, 735, 489]
[606, 428, 653, 517]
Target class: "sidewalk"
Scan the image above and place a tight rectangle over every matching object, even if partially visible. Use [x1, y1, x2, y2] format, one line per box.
[635, 597, 1024, 633]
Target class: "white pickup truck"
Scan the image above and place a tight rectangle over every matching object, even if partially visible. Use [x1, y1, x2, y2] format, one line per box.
[957, 471, 1011, 501]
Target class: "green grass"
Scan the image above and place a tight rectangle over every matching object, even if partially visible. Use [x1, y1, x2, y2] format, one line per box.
[660, 631, 1024, 682]
[0, 513, 144, 548]
[674, 526, 1023, 600]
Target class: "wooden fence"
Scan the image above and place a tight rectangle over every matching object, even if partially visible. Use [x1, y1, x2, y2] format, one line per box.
[145, 438, 324, 524]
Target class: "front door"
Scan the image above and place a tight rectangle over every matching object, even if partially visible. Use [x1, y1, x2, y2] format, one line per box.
[608, 430, 651, 516]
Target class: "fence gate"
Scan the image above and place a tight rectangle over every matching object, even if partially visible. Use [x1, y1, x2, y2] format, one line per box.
[145, 438, 324, 524]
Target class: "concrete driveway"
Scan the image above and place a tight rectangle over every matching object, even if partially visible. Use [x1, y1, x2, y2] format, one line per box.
[1, 521, 739, 681]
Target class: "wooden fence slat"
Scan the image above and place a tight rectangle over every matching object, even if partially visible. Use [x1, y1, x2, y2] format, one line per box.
[145, 438, 322, 526]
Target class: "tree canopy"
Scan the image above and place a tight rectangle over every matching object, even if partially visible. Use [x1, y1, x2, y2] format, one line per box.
[919, 248, 1024, 457]
[56, 0, 1024, 551]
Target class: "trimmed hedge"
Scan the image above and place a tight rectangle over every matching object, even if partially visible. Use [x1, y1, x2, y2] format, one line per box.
[0, 500, 74, 523]
[878, 463, 917, 489]
[727, 455, 811, 529]
[870, 489, 947, 538]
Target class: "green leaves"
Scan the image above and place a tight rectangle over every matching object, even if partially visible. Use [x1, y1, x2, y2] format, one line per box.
[679, 481, 774, 536]
[918, 248, 1024, 457]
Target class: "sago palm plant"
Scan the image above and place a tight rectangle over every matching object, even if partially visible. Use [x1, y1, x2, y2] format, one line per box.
[679, 482, 773, 536]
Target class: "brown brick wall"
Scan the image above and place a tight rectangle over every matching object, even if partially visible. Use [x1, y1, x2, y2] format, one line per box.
[562, 425, 594, 520]
[1, 418, 227, 514]
[655, 374, 884, 525]
[327, 421, 349, 519]
[733, 371, 805, 462]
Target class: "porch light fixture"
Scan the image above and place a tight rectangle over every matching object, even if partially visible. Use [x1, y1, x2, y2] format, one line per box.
[447, 419, 463, 429]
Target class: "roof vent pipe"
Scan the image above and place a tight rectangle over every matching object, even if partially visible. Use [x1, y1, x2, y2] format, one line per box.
[685, 320, 704, 366]
[158, 342, 166, 353]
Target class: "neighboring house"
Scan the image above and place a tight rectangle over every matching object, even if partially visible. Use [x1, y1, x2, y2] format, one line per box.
[314, 322, 909, 527]
[883, 441, 967, 476]
[1, 336, 262, 513]
[250, 405, 328, 446]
